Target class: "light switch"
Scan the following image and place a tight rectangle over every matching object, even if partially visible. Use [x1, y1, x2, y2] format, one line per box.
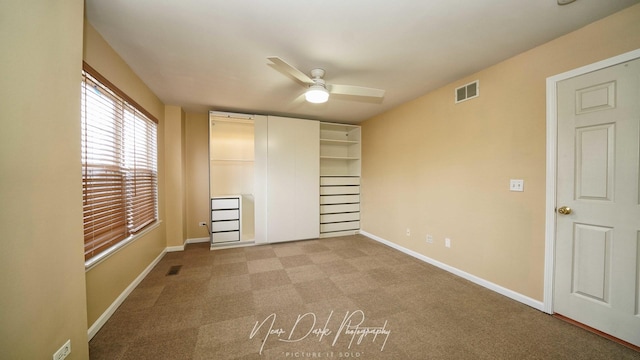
[509, 179, 524, 192]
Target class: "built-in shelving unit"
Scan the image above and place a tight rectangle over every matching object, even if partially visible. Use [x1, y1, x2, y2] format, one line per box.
[319, 122, 361, 238]
[320, 122, 361, 177]
[209, 113, 256, 246]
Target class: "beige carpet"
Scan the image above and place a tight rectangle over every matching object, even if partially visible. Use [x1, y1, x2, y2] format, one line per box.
[89, 235, 640, 359]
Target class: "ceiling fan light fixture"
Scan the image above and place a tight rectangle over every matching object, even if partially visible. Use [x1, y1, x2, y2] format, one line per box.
[305, 84, 329, 103]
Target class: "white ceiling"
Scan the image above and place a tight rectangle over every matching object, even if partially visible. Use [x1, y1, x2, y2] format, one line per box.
[85, 0, 639, 124]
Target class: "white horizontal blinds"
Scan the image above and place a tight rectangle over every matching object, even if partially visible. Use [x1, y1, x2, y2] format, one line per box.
[124, 106, 158, 233]
[81, 65, 158, 261]
[82, 73, 128, 260]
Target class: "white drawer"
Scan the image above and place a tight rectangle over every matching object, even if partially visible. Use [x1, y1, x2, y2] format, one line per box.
[320, 194, 360, 205]
[212, 231, 240, 242]
[321, 203, 360, 214]
[320, 230, 358, 238]
[211, 220, 239, 232]
[320, 177, 360, 186]
[321, 221, 360, 233]
[211, 209, 239, 221]
[321, 212, 360, 223]
[211, 197, 239, 210]
[320, 186, 360, 195]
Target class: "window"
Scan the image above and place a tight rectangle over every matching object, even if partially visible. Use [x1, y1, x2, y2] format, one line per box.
[81, 63, 158, 263]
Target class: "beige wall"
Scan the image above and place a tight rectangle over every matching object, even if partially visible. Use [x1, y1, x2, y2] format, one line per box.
[83, 22, 167, 326]
[165, 106, 188, 247]
[186, 112, 211, 239]
[0, 1, 89, 359]
[182, 112, 189, 240]
[361, 4, 640, 301]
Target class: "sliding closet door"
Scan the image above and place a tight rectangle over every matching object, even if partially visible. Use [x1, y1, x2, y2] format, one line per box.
[267, 116, 319, 243]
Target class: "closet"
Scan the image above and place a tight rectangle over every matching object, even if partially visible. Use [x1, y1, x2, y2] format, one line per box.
[209, 112, 266, 245]
[319, 122, 361, 237]
[208, 112, 360, 247]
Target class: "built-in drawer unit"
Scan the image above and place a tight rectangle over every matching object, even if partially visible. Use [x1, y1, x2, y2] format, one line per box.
[211, 231, 240, 242]
[320, 194, 360, 205]
[211, 196, 241, 243]
[321, 221, 361, 234]
[211, 209, 240, 221]
[211, 197, 239, 210]
[319, 176, 360, 238]
[320, 203, 360, 214]
[211, 220, 239, 232]
[320, 177, 360, 186]
[320, 186, 360, 195]
[321, 212, 360, 223]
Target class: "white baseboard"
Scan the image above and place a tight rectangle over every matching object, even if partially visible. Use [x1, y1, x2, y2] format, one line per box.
[186, 237, 210, 244]
[166, 245, 184, 252]
[87, 249, 167, 340]
[166, 237, 209, 253]
[359, 230, 545, 312]
[165, 238, 210, 252]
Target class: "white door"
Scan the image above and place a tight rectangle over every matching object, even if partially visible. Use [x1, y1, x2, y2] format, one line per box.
[554, 58, 640, 346]
[267, 116, 320, 243]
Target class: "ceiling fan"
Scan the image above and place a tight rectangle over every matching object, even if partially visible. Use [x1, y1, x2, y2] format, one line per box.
[267, 56, 385, 104]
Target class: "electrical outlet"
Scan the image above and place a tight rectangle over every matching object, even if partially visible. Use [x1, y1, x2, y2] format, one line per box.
[445, 238, 451, 248]
[53, 339, 71, 360]
[406, 228, 411, 236]
[509, 179, 524, 192]
[199, 222, 207, 227]
[426, 234, 433, 244]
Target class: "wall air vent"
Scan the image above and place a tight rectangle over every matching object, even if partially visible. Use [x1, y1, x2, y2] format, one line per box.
[455, 80, 479, 103]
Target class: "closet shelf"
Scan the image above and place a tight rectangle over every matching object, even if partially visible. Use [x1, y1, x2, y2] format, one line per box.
[320, 156, 360, 160]
[320, 139, 359, 145]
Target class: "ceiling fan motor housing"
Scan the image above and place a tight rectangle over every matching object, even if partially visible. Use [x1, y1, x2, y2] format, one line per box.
[310, 68, 326, 79]
[311, 78, 326, 89]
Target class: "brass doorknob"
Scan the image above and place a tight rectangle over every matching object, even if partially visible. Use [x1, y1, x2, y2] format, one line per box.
[557, 206, 572, 215]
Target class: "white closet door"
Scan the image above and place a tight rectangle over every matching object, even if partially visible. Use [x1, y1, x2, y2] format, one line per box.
[267, 116, 319, 243]
[253, 115, 268, 244]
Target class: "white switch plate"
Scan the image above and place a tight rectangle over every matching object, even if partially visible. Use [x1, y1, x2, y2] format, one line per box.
[445, 238, 451, 248]
[426, 234, 433, 243]
[509, 179, 524, 192]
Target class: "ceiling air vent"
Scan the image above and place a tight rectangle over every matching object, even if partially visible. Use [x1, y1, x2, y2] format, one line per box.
[455, 80, 479, 103]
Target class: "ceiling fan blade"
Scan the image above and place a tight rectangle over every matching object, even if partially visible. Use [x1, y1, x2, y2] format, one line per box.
[329, 84, 385, 98]
[267, 56, 314, 85]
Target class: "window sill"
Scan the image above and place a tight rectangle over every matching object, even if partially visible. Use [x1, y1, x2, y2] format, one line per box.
[85, 221, 163, 272]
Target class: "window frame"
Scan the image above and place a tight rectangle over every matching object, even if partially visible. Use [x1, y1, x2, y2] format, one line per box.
[82, 62, 159, 269]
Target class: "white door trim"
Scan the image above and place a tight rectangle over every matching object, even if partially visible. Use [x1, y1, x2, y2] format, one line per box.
[543, 48, 640, 314]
